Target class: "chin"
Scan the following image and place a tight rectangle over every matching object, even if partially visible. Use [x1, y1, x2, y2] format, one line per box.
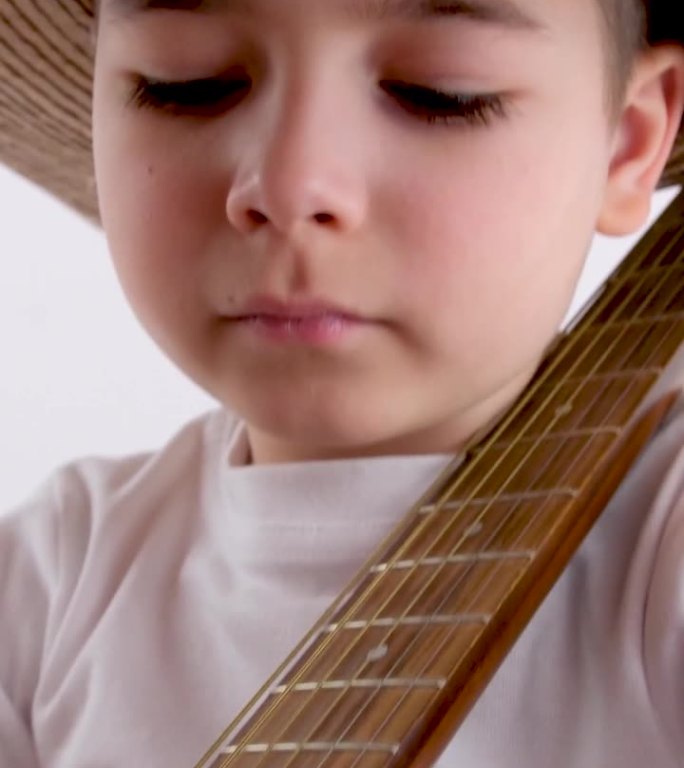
[246, 399, 417, 458]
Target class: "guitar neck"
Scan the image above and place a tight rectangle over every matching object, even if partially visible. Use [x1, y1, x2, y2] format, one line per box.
[195, 191, 684, 768]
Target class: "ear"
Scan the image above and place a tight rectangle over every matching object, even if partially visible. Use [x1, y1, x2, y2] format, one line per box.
[597, 45, 684, 236]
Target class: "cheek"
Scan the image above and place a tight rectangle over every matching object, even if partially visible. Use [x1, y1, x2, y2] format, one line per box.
[95, 123, 219, 315]
[99, 141, 206, 249]
[386, 131, 601, 360]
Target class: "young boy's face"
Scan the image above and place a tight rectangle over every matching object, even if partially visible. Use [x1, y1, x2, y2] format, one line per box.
[92, 0, 634, 463]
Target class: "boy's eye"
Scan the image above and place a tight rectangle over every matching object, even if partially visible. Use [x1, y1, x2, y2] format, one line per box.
[128, 76, 508, 128]
[128, 76, 250, 116]
[380, 80, 509, 127]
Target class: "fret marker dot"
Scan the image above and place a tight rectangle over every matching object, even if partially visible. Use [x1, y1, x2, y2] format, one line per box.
[465, 522, 483, 537]
[555, 403, 573, 418]
[366, 644, 389, 663]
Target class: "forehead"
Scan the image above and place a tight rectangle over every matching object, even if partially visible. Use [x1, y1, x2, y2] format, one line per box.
[99, 0, 549, 31]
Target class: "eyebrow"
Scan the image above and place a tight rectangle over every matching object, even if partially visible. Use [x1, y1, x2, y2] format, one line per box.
[103, 0, 547, 33]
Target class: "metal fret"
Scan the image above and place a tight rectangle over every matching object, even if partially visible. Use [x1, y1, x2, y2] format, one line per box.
[622, 262, 683, 278]
[548, 319, 683, 381]
[593, 311, 684, 328]
[223, 742, 400, 755]
[419, 487, 579, 512]
[496, 425, 622, 443]
[324, 614, 490, 631]
[273, 678, 447, 694]
[552, 367, 664, 385]
[449, 432, 617, 499]
[495, 371, 661, 449]
[636, 227, 684, 268]
[370, 551, 535, 573]
[194, 194, 684, 768]
[208, 753, 396, 768]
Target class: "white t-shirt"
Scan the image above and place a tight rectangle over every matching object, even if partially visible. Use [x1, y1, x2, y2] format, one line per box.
[1, 402, 684, 768]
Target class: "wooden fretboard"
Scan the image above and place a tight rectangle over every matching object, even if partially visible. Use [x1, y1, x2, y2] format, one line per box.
[195, 191, 684, 768]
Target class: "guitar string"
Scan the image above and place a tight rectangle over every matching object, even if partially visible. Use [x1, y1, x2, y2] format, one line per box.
[197, 476, 454, 768]
[305, 343, 655, 768]
[214, 382, 580, 763]
[211, 213, 680, 768]
[284, 491, 561, 763]
[298, 222, 684, 767]
[211, 204, 680, 768]
[228, 243, 684, 768]
[279, 366, 609, 762]
[320, 250, 676, 768]
[290, 225, 684, 768]
[339, 219, 684, 768]
[236, 232, 684, 767]
[206, 199, 683, 768]
[328, 226, 684, 758]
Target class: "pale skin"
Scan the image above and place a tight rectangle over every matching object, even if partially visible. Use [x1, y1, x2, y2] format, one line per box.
[91, 0, 684, 464]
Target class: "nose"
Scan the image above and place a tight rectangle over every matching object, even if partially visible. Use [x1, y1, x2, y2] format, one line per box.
[225, 75, 368, 238]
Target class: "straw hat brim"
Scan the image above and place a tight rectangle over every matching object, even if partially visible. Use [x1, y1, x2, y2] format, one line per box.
[1, 0, 683, 225]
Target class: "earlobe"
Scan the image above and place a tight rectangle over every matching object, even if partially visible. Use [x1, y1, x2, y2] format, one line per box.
[597, 45, 684, 237]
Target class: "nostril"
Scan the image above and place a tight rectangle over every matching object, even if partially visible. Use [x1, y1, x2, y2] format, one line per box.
[241, 209, 335, 228]
[247, 209, 268, 225]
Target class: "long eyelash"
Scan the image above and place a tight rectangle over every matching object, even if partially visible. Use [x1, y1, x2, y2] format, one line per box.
[382, 80, 509, 127]
[128, 76, 247, 114]
[128, 76, 509, 127]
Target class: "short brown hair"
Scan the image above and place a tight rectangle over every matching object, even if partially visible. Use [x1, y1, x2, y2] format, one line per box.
[597, 0, 648, 118]
[600, 0, 684, 117]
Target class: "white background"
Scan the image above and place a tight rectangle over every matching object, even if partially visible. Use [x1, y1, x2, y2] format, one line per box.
[0, 164, 679, 513]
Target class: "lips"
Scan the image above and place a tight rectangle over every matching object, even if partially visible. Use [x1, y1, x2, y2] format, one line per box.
[231, 295, 362, 321]
[224, 295, 369, 344]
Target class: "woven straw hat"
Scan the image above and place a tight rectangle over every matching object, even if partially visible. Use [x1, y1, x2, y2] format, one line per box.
[1, 0, 683, 225]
